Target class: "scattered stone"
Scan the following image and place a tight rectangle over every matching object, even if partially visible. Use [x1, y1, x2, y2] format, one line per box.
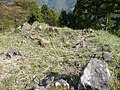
[38, 38, 50, 47]
[10, 27, 15, 32]
[87, 45, 98, 53]
[102, 52, 113, 62]
[53, 79, 70, 89]
[32, 21, 40, 29]
[70, 86, 75, 90]
[17, 26, 22, 30]
[46, 79, 70, 90]
[6, 49, 22, 58]
[83, 28, 94, 34]
[42, 74, 55, 86]
[37, 25, 43, 30]
[80, 58, 111, 90]
[21, 22, 31, 30]
[72, 38, 87, 48]
[47, 27, 59, 34]
[32, 75, 70, 90]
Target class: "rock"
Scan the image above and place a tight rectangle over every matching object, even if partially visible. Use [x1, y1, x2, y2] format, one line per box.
[102, 52, 113, 62]
[81, 58, 111, 90]
[37, 25, 43, 30]
[21, 22, 31, 30]
[42, 74, 55, 86]
[38, 38, 50, 47]
[47, 79, 70, 90]
[83, 28, 94, 34]
[33, 85, 47, 90]
[32, 74, 70, 90]
[47, 27, 59, 33]
[72, 38, 87, 48]
[70, 86, 75, 90]
[10, 27, 15, 32]
[6, 49, 22, 58]
[32, 21, 40, 29]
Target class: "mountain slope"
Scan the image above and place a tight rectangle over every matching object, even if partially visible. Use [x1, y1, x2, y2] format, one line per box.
[37, 0, 76, 12]
[0, 22, 120, 89]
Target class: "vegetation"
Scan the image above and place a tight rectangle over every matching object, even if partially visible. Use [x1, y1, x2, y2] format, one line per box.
[0, 0, 59, 30]
[59, 0, 120, 33]
[0, 0, 120, 90]
[37, 0, 76, 12]
[0, 23, 119, 90]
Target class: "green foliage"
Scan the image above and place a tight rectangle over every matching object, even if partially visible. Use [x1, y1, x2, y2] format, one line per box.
[59, 10, 68, 27]
[59, 10, 75, 28]
[41, 5, 59, 26]
[27, 3, 44, 23]
[59, 0, 120, 31]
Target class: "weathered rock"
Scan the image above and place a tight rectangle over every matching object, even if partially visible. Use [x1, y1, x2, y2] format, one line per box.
[83, 28, 94, 34]
[47, 79, 70, 90]
[37, 25, 43, 30]
[102, 52, 113, 62]
[72, 38, 87, 48]
[42, 74, 55, 86]
[70, 86, 75, 90]
[33, 85, 47, 90]
[32, 75, 70, 90]
[10, 27, 15, 32]
[38, 38, 50, 47]
[81, 58, 111, 90]
[47, 27, 59, 34]
[21, 22, 31, 30]
[32, 21, 40, 29]
[6, 49, 22, 58]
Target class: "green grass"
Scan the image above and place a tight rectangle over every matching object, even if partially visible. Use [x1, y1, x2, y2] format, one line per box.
[0, 26, 120, 89]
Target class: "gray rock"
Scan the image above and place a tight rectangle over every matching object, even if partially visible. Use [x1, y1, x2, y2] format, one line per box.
[54, 79, 70, 88]
[47, 27, 59, 34]
[32, 21, 40, 29]
[83, 28, 94, 34]
[33, 85, 47, 90]
[42, 74, 55, 86]
[10, 27, 15, 32]
[37, 25, 43, 30]
[102, 52, 113, 62]
[81, 58, 111, 90]
[46, 79, 70, 90]
[38, 38, 50, 47]
[6, 49, 22, 58]
[21, 22, 31, 30]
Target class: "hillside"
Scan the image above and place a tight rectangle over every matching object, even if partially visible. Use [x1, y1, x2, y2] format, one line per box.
[37, 0, 76, 12]
[0, 22, 120, 90]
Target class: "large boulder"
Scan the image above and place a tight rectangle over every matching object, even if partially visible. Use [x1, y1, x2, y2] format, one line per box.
[80, 58, 111, 90]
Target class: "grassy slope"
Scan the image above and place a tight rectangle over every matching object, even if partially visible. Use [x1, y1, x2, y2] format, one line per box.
[0, 24, 120, 90]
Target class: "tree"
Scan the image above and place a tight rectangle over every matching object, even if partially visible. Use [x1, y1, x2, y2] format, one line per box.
[73, 0, 120, 30]
[28, 3, 44, 23]
[41, 5, 59, 26]
[59, 10, 68, 27]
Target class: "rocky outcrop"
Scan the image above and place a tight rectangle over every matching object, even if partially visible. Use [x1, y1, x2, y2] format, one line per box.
[80, 58, 111, 90]
[32, 75, 70, 90]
